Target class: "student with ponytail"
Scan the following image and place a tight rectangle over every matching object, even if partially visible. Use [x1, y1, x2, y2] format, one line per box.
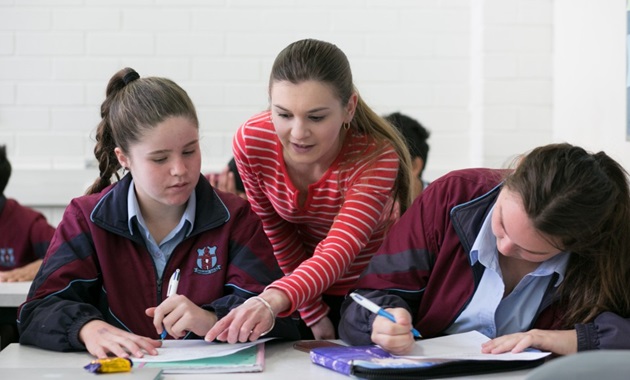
[339, 143, 630, 355]
[206, 39, 414, 342]
[18, 68, 298, 358]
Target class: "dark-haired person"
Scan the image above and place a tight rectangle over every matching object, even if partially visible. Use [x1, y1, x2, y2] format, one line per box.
[384, 112, 431, 199]
[0, 146, 55, 282]
[0, 145, 55, 283]
[0, 145, 56, 349]
[339, 143, 630, 356]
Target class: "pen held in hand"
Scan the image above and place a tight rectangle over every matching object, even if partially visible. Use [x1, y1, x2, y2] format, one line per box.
[349, 292, 422, 338]
[160, 269, 180, 340]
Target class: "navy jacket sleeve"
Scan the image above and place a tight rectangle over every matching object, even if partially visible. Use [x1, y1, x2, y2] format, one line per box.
[576, 312, 630, 351]
[18, 202, 104, 351]
[339, 289, 416, 345]
[19, 294, 103, 351]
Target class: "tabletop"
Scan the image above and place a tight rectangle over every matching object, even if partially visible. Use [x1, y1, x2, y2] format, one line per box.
[0, 281, 31, 307]
[0, 340, 532, 380]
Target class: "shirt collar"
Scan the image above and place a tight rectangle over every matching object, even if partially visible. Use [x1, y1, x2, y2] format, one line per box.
[127, 179, 196, 237]
[469, 204, 570, 286]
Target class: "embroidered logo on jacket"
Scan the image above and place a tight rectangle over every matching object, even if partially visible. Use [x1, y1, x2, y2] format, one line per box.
[194, 246, 222, 275]
[0, 248, 15, 267]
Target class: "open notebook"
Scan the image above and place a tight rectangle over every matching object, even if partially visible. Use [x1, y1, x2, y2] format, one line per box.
[311, 331, 550, 379]
[135, 340, 266, 374]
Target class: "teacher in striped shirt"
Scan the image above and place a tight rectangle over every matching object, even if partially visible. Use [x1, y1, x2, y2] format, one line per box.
[206, 39, 413, 342]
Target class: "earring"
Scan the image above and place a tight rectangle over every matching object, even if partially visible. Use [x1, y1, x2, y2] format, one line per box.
[343, 122, 350, 131]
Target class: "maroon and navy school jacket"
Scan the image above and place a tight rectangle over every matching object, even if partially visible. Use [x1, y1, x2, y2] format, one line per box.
[18, 174, 299, 352]
[0, 196, 55, 270]
[339, 168, 630, 351]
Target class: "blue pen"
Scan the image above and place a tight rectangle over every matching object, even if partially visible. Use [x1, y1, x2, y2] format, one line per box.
[160, 269, 180, 340]
[350, 292, 422, 338]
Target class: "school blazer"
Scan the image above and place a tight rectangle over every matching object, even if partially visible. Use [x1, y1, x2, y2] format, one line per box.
[18, 174, 299, 351]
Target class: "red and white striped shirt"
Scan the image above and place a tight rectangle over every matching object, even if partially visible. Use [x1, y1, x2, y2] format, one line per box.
[233, 111, 399, 326]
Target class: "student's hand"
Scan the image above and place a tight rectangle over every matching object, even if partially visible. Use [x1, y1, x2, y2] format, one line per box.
[145, 294, 217, 339]
[205, 289, 290, 344]
[208, 166, 246, 199]
[0, 260, 42, 282]
[370, 308, 416, 355]
[79, 319, 161, 359]
[481, 329, 578, 355]
[310, 316, 335, 340]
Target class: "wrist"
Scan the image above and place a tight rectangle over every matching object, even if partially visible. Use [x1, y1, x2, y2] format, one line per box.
[259, 288, 291, 315]
[244, 296, 276, 336]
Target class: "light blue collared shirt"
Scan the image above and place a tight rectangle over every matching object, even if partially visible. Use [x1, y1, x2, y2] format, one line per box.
[127, 180, 196, 281]
[445, 205, 569, 338]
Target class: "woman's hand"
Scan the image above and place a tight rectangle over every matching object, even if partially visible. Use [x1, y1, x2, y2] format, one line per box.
[79, 320, 162, 359]
[205, 289, 290, 344]
[310, 316, 335, 340]
[481, 329, 578, 355]
[204, 298, 273, 344]
[370, 308, 416, 355]
[145, 294, 217, 339]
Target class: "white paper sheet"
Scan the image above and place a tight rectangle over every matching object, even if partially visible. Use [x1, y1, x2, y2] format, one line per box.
[133, 338, 273, 363]
[397, 331, 550, 361]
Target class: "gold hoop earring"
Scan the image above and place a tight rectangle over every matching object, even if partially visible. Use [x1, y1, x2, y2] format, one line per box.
[343, 122, 350, 131]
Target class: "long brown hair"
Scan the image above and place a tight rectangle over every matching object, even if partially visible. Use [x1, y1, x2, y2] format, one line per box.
[87, 68, 198, 195]
[504, 143, 630, 325]
[268, 39, 414, 212]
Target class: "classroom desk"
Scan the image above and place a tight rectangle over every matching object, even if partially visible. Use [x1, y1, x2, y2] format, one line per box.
[0, 340, 532, 379]
[0, 281, 31, 307]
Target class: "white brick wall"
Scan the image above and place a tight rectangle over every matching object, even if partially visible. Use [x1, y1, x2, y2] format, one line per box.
[0, 0, 554, 226]
[472, 0, 553, 169]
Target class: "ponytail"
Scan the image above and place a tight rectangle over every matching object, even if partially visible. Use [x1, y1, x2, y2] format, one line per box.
[86, 67, 198, 195]
[86, 68, 134, 194]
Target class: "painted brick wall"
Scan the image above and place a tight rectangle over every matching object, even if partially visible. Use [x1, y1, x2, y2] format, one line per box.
[0, 0, 553, 225]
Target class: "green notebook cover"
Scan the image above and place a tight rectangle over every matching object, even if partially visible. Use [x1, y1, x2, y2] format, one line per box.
[140, 344, 264, 374]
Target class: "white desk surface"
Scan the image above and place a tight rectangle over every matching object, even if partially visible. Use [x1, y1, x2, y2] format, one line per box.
[0, 281, 31, 307]
[0, 340, 531, 380]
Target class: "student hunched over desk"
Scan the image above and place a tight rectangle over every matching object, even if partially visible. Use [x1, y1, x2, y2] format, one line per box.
[340, 143, 630, 356]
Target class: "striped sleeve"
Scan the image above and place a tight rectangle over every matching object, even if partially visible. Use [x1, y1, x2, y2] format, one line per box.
[233, 116, 310, 278]
[274, 147, 398, 325]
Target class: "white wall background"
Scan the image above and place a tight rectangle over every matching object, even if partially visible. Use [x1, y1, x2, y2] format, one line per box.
[2, 0, 626, 227]
[554, 0, 630, 166]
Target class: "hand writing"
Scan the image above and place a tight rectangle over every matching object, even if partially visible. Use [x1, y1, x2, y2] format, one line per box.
[370, 307, 416, 355]
[145, 294, 217, 339]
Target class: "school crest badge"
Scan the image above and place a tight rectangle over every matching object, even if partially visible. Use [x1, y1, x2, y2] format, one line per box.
[0, 248, 15, 267]
[194, 246, 222, 274]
